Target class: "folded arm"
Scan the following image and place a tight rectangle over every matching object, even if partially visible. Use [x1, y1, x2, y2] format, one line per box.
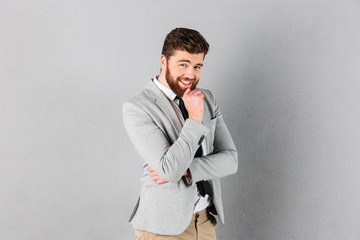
[188, 114, 238, 183]
[188, 90, 238, 182]
[147, 114, 238, 184]
[123, 101, 209, 182]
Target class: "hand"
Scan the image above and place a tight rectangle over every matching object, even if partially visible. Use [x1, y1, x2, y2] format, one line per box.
[148, 168, 190, 184]
[149, 167, 168, 184]
[182, 88, 204, 123]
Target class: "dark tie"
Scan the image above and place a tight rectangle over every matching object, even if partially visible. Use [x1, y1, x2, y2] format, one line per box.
[175, 96, 213, 197]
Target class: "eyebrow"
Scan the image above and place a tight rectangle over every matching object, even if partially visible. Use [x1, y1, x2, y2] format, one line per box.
[177, 59, 203, 67]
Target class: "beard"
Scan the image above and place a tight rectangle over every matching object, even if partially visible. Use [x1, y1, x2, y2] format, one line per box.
[165, 67, 199, 97]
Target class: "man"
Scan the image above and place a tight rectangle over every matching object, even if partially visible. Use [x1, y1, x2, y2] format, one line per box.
[123, 27, 238, 240]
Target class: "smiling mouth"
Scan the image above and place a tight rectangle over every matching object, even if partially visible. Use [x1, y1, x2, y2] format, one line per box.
[179, 79, 193, 87]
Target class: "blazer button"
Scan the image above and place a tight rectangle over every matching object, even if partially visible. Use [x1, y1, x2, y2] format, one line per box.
[198, 135, 205, 145]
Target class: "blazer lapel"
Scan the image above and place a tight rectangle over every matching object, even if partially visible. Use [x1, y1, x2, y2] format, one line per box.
[146, 80, 183, 135]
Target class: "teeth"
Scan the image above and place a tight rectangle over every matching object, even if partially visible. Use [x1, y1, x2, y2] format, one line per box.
[180, 80, 191, 84]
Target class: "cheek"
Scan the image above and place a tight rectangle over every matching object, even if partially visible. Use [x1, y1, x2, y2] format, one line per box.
[195, 72, 201, 80]
[177, 70, 186, 77]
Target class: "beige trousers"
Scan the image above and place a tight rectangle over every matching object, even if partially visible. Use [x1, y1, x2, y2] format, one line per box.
[134, 208, 216, 240]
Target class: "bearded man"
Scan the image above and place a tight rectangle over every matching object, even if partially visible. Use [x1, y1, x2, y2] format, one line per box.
[123, 27, 238, 240]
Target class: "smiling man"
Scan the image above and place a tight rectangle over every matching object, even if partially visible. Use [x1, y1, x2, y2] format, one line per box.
[123, 28, 238, 240]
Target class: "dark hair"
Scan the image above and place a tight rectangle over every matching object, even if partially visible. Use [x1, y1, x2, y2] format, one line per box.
[161, 28, 209, 59]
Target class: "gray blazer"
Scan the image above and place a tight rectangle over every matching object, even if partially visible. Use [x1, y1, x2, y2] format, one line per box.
[123, 80, 238, 235]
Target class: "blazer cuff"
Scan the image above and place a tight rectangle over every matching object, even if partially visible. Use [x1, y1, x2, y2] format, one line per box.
[182, 119, 210, 139]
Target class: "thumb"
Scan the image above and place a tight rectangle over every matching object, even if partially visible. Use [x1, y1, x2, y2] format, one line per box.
[183, 88, 191, 97]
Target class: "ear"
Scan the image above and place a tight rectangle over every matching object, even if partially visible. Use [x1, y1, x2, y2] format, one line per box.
[160, 55, 167, 72]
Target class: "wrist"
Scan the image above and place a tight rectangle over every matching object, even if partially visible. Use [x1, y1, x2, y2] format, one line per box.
[188, 115, 202, 123]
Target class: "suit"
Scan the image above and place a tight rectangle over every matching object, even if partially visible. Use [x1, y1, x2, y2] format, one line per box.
[122, 79, 238, 235]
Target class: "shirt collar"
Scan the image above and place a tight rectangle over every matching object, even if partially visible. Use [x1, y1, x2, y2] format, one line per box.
[153, 76, 177, 101]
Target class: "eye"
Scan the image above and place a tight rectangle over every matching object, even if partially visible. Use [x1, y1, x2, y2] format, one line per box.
[194, 66, 202, 70]
[180, 64, 187, 67]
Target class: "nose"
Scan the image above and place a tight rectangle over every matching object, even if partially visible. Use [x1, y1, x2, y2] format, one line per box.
[183, 67, 196, 80]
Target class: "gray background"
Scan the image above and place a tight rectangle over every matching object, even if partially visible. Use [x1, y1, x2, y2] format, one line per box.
[1, 0, 359, 239]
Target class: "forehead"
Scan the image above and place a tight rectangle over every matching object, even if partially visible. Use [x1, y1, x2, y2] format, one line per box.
[168, 50, 204, 63]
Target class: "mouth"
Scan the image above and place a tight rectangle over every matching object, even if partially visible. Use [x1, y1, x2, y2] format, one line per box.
[179, 79, 193, 87]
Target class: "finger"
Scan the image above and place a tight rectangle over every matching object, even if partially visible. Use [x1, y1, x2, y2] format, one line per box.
[187, 90, 201, 96]
[156, 180, 167, 184]
[148, 167, 154, 172]
[152, 175, 166, 182]
[187, 89, 196, 96]
[151, 175, 161, 181]
[193, 90, 202, 95]
[189, 91, 203, 98]
[151, 177, 159, 181]
[156, 179, 168, 184]
[183, 88, 191, 96]
[149, 172, 157, 177]
[149, 172, 161, 178]
[150, 174, 162, 180]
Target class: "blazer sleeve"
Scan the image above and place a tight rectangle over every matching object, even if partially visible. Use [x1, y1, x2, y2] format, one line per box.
[123, 100, 210, 182]
[188, 90, 239, 183]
